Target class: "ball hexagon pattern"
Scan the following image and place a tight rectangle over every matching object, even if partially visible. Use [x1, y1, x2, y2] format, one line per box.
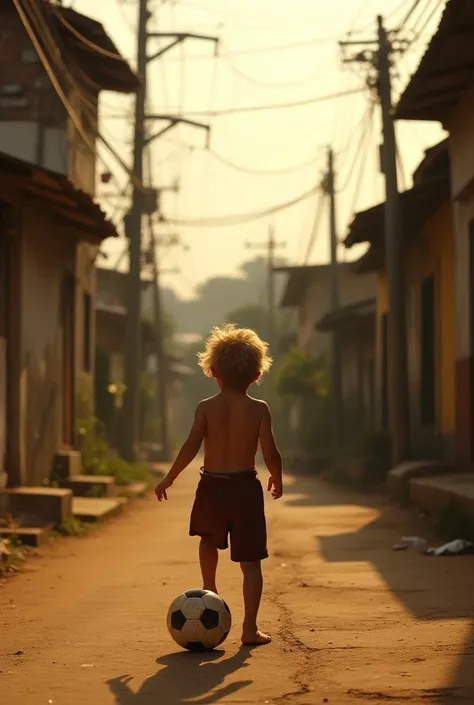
[167, 589, 232, 651]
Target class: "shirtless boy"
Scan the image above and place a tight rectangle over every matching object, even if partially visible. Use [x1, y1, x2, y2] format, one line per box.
[154, 324, 283, 646]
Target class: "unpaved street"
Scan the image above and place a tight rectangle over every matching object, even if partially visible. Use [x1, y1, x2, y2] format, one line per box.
[1, 465, 473, 704]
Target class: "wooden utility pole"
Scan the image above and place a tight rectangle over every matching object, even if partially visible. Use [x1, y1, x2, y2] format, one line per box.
[340, 16, 410, 465]
[376, 15, 410, 464]
[246, 226, 285, 356]
[122, 0, 148, 461]
[324, 146, 343, 449]
[121, 0, 218, 461]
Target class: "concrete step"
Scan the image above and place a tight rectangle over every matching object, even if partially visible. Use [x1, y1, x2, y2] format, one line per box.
[2, 487, 73, 525]
[64, 474, 117, 498]
[52, 449, 82, 480]
[409, 473, 474, 521]
[0, 526, 51, 547]
[118, 481, 148, 499]
[72, 497, 125, 523]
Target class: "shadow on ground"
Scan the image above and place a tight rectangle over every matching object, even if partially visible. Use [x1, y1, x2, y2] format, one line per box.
[285, 472, 474, 703]
[107, 646, 254, 704]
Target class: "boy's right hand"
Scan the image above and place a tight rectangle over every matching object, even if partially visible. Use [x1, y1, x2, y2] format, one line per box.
[268, 476, 283, 500]
[155, 476, 173, 502]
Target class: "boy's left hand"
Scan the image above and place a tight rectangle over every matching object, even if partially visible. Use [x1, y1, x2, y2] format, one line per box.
[155, 476, 173, 501]
[268, 477, 283, 500]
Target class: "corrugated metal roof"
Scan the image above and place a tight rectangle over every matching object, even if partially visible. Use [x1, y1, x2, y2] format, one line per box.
[396, 0, 474, 122]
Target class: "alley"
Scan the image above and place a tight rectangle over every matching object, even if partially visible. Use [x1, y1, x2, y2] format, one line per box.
[1, 465, 473, 704]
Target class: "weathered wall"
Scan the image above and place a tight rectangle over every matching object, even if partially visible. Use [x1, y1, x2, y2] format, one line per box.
[20, 205, 75, 485]
[374, 202, 455, 459]
[298, 267, 377, 356]
[447, 90, 474, 467]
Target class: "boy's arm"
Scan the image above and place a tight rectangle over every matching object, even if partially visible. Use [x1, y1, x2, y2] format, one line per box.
[258, 402, 283, 499]
[155, 402, 206, 501]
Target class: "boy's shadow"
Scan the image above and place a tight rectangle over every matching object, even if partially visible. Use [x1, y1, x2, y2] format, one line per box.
[107, 646, 255, 705]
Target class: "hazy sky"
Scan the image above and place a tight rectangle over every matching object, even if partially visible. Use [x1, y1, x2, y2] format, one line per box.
[69, 0, 445, 299]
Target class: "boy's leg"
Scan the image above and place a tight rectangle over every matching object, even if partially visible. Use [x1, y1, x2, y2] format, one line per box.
[240, 561, 271, 645]
[199, 536, 218, 593]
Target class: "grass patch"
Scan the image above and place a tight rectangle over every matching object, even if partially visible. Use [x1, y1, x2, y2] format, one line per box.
[55, 516, 92, 537]
[77, 417, 153, 488]
[0, 535, 29, 577]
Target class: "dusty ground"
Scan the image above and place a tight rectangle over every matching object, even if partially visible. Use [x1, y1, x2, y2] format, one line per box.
[1, 464, 473, 704]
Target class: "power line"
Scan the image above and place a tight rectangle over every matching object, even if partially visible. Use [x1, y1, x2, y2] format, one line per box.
[207, 147, 323, 176]
[160, 34, 341, 61]
[304, 188, 325, 264]
[146, 87, 363, 119]
[54, 9, 128, 61]
[164, 181, 320, 227]
[223, 54, 326, 89]
[337, 102, 375, 192]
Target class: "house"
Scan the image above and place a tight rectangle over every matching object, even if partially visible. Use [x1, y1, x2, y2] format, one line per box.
[345, 141, 454, 462]
[95, 268, 192, 455]
[315, 298, 377, 445]
[0, 150, 117, 494]
[277, 263, 377, 356]
[396, 0, 474, 470]
[0, 2, 138, 526]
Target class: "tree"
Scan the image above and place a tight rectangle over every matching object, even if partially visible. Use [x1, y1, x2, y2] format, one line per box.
[224, 304, 268, 339]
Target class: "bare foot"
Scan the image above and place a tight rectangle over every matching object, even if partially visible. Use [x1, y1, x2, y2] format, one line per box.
[241, 630, 272, 646]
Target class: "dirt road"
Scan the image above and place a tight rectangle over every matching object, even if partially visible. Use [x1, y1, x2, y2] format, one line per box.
[1, 465, 473, 704]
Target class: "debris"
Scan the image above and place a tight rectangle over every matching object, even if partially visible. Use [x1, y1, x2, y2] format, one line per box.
[14, 651, 24, 656]
[393, 536, 427, 552]
[0, 539, 11, 557]
[298, 581, 310, 588]
[424, 539, 474, 556]
[80, 663, 95, 668]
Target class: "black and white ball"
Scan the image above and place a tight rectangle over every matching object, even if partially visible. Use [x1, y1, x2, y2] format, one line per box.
[167, 589, 232, 651]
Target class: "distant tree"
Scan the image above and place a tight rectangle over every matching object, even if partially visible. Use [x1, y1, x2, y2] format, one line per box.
[224, 304, 268, 338]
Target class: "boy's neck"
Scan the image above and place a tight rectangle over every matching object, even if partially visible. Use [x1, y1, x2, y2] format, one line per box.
[219, 385, 249, 396]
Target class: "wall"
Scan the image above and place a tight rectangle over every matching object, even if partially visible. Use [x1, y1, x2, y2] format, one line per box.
[446, 91, 474, 467]
[374, 202, 455, 458]
[298, 267, 377, 356]
[20, 205, 75, 485]
[340, 320, 376, 443]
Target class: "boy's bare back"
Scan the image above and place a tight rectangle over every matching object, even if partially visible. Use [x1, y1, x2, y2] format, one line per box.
[198, 391, 271, 472]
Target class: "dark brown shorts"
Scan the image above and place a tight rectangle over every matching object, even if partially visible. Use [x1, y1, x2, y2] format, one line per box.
[189, 469, 268, 562]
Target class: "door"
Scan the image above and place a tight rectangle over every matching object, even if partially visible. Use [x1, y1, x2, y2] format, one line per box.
[0, 208, 8, 485]
[61, 272, 75, 446]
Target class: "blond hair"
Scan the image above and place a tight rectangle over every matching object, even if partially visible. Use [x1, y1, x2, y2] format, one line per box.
[198, 323, 272, 389]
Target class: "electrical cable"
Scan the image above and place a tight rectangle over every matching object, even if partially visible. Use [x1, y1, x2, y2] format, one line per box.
[304, 188, 326, 264]
[147, 87, 363, 119]
[53, 9, 128, 61]
[161, 34, 343, 61]
[410, 0, 445, 41]
[223, 54, 327, 90]
[164, 182, 320, 227]
[207, 147, 323, 177]
[337, 102, 375, 192]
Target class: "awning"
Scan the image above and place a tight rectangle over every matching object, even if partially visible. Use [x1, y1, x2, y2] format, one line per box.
[316, 298, 376, 333]
[396, 0, 474, 123]
[0, 150, 118, 242]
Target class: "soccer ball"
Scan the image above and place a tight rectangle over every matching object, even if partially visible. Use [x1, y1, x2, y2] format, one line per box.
[167, 589, 232, 651]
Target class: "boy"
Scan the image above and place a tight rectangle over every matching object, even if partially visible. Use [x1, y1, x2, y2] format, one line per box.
[155, 324, 283, 646]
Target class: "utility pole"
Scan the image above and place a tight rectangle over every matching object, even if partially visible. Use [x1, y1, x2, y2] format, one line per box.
[121, 0, 218, 461]
[340, 16, 410, 465]
[323, 146, 343, 449]
[122, 0, 148, 461]
[246, 226, 285, 356]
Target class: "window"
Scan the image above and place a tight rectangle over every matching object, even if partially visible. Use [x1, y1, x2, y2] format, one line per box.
[83, 292, 92, 372]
